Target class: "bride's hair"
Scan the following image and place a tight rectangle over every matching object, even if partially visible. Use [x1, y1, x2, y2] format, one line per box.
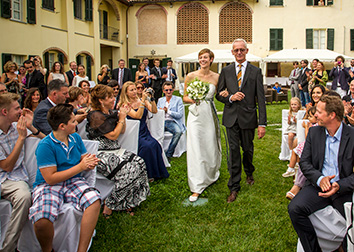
[198, 49, 214, 66]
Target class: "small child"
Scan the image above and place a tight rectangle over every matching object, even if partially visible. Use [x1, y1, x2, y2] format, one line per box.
[272, 82, 283, 94]
[285, 106, 318, 199]
[285, 97, 301, 152]
[29, 104, 101, 252]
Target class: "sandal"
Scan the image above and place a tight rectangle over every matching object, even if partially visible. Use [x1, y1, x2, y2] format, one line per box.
[286, 191, 295, 200]
[102, 213, 112, 219]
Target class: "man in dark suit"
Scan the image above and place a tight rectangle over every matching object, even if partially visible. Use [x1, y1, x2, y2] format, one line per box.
[298, 59, 311, 107]
[112, 59, 132, 89]
[216, 38, 267, 203]
[288, 95, 354, 252]
[33, 79, 69, 135]
[329, 55, 350, 98]
[65, 61, 77, 86]
[151, 58, 167, 101]
[24, 60, 46, 98]
[162, 59, 177, 85]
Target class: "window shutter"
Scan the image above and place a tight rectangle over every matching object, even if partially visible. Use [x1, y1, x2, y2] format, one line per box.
[278, 29, 283, 50]
[76, 55, 81, 66]
[306, 29, 313, 49]
[2, 53, 12, 71]
[27, 0, 36, 24]
[350, 29, 354, 51]
[306, 0, 314, 6]
[327, 28, 334, 51]
[1, 0, 11, 18]
[57, 52, 64, 65]
[270, 0, 283, 6]
[327, 0, 333, 5]
[85, 0, 92, 21]
[86, 55, 92, 81]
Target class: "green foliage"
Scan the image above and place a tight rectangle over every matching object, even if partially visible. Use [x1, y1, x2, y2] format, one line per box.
[91, 103, 296, 252]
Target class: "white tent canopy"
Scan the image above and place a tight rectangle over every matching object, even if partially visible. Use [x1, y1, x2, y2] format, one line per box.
[263, 49, 352, 63]
[175, 49, 261, 63]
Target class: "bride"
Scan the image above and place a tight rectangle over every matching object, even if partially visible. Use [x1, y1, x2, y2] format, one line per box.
[183, 48, 223, 202]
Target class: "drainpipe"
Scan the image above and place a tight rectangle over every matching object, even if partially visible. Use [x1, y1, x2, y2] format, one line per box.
[126, 5, 131, 60]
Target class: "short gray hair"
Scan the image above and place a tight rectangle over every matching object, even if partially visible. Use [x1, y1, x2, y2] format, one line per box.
[48, 79, 68, 94]
[232, 38, 248, 48]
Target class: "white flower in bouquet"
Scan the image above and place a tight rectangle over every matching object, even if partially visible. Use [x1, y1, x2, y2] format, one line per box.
[186, 78, 210, 106]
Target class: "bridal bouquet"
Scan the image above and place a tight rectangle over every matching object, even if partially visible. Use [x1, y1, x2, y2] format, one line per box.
[186, 78, 210, 106]
[186, 78, 210, 116]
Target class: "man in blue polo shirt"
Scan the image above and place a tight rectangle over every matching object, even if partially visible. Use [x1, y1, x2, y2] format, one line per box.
[29, 104, 101, 252]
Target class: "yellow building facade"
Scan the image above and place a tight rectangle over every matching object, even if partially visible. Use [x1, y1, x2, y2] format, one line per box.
[1, 0, 354, 80]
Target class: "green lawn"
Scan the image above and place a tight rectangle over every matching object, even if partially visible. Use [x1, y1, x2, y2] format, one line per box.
[91, 101, 296, 252]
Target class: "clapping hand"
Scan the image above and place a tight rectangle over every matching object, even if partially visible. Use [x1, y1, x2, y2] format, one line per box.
[81, 154, 100, 171]
[22, 108, 34, 129]
[17, 115, 27, 140]
[119, 104, 131, 116]
[318, 175, 339, 198]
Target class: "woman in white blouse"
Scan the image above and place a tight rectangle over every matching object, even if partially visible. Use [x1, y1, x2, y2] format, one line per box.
[72, 64, 89, 87]
[47, 61, 69, 85]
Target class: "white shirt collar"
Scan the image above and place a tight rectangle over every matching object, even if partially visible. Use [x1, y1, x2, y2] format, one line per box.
[47, 97, 56, 107]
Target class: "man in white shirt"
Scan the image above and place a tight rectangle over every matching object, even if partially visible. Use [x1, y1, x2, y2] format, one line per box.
[157, 81, 185, 158]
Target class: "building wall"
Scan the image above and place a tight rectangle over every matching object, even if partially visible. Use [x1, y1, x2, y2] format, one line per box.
[127, 0, 354, 78]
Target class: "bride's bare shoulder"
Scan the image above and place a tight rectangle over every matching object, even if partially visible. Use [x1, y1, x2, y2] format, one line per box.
[186, 71, 198, 79]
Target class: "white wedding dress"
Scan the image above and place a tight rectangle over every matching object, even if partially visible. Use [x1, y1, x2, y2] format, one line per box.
[187, 84, 221, 194]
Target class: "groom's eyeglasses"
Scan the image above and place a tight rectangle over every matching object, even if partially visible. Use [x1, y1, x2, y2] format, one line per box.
[233, 48, 246, 53]
[164, 89, 173, 92]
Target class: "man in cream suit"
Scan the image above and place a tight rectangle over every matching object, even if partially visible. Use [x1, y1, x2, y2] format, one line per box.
[216, 38, 267, 203]
[157, 81, 185, 159]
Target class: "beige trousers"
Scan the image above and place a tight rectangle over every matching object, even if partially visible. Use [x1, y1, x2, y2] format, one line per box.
[0, 180, 31, 252]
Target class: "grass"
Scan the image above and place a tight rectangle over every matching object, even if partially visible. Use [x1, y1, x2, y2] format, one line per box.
[90, 100, 296, 252]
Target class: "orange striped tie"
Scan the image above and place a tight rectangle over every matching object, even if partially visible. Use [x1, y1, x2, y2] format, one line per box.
[237, 64, 242, 87]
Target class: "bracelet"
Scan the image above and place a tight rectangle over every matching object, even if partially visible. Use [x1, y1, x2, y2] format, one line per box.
[141, 101, 145, 106]
[33, 129, 40, 135]
[118, 121, 125, 125]
[139, 106, 145, 108]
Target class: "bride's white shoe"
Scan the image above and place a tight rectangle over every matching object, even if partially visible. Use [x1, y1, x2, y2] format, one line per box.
[189, 195, 199, 202]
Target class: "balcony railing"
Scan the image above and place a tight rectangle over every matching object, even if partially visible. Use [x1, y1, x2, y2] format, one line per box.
[100, 25, 120, 42]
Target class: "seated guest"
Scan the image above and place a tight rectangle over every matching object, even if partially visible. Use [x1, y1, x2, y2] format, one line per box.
[342, 95, 354, 126]
[23, 87, 42, 112]
[67, 86, 87, 123]
[136, 81, 145, 100]
[119, 81, 169, 181]
[107, 79, 120, 110]
[47, 61, 69, 85]
[0, 83, 8, 94]
[347, 80, 354, 104]
[78, 80, 91, 107]
[0, 93, 45, 252]
[272, 82, 283, 94]
[33, 79, 69, 135]
[288, 95, 354, 252]
[29, 104, 101, 252]
[72, 65, 89, 87]
[97, 64, 110, 85]
[86, 84, 150, 217]
[157, 81, 186, 158]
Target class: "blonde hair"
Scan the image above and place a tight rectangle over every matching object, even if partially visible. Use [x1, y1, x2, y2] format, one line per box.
[289, 97, 301, 116]
[68, 86, 84, 103]
[3, 61, 19, 72]
[0, 93, 20, 110]
[99, 64, 110, 74]
[118, 81, 136, 107]
[90, 84, 114, 110]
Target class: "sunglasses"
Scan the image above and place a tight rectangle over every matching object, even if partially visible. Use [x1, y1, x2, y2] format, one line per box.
[164, 89, 173, 92]
[232, 48, 246, 53]
[113, 88, 119, 91]
[137, 87, 144, 90]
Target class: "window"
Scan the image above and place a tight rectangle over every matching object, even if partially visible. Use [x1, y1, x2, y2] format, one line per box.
[74, 0, 82, 19]
[48, 53, 55, 70]
[27, 0, 36, 24]
[177, 3, 209, 44]
[270, 0, 283, 6]
[219, 2, 252, 44]
[1, 0, 11, 18]
[12, 55, 25, 66]
[11, 0, 22, 21]
[85, 0, 92, 21]
[306, 28, 334, 50]
[350, 29, 354, 51]
[306, 0, 333, 6]
[42, 0, 54, 11]
[269, 29, 283, 51]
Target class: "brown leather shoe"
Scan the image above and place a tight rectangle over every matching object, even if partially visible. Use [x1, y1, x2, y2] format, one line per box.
[227, 191, 238, 203]
[246, 176, 254, 185]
